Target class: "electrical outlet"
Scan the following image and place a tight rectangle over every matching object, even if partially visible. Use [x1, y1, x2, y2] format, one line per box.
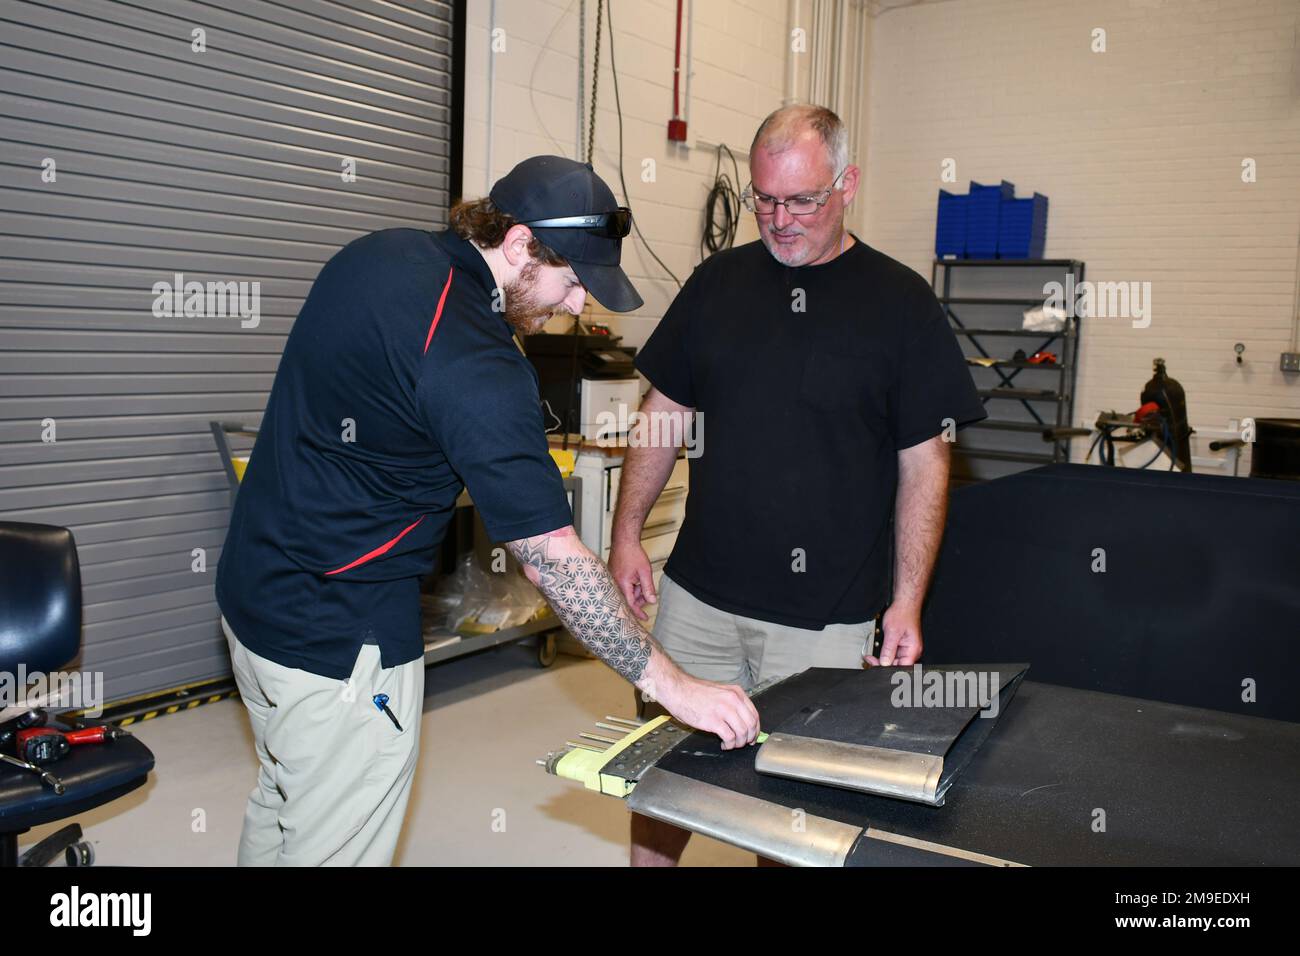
[1281, 352, 1300, 372]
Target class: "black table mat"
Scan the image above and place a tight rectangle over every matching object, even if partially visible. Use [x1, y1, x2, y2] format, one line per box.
[653, 673, 1300, 866]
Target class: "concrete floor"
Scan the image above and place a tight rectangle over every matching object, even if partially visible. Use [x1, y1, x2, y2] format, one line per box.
[18, 642, 753, 866]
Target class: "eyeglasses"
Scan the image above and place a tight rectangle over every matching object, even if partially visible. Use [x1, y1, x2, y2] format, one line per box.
[741, 168, 847, 216]
[519, 207, 633, 239]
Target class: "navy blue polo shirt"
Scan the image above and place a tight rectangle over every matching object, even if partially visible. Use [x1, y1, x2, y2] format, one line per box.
[215, 228, 574, 679]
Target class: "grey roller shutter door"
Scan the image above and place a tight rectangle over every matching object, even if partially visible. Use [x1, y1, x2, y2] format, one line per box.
[0, 0, 457, 703]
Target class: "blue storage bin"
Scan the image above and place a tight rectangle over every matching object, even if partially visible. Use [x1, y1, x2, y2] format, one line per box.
[998, 192, 1048, 259]
[935, 189, 968, 258]
[966, 180, 1013, 259]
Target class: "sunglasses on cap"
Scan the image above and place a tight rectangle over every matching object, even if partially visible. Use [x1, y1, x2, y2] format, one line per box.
[518, 207, 633, 239]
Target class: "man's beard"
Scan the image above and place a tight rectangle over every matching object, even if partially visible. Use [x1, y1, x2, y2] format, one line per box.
[501, 259, 563, 335]
[761, 224, 812, 266]
[762, 222, 840, 267]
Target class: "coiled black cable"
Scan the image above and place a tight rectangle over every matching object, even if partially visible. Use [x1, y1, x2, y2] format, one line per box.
[701, 143, 742, 260]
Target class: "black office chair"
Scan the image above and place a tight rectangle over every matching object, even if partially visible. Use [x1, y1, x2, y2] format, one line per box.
[0, 522, 155, 866]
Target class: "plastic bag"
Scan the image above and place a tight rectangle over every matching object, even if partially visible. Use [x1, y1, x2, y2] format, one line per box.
[424, 552, 547, 637]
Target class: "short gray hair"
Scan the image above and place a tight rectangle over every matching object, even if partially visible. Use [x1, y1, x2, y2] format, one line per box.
[750, 104, 849, 182]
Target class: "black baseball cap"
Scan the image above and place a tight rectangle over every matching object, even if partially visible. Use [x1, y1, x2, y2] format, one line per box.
[489, 156, 644, 313]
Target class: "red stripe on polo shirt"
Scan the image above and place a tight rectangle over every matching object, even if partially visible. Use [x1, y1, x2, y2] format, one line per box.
[324, 516, 426, 576]
[423, 268, 455, 354]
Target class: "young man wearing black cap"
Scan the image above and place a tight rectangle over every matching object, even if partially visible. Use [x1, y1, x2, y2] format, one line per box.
[215, 156, 759, 866]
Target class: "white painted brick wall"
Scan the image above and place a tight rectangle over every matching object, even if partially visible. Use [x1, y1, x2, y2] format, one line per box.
[461, 0, 791, 348]
[858, 0, 1300, 471]
[461, 1, 1296, 473]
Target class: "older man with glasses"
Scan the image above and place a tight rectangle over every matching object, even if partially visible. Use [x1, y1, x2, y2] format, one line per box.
[608, 105, 987, 866]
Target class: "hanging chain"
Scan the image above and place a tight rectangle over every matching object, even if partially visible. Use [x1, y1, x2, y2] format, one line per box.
[585, 0, 603, 165]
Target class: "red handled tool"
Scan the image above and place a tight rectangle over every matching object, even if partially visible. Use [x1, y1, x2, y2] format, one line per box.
[15, 725, 130, 766]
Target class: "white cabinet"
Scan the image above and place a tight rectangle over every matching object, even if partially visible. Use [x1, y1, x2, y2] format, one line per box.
[561, 449, 689, 632]
[570, 450, 689, 575]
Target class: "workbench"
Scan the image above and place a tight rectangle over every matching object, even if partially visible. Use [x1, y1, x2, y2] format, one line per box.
[542, 463, 1300, 866]
[545, 667, 1300, 866]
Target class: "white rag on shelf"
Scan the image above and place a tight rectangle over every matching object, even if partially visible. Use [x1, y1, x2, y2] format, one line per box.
[1022, 304, 1068, 332]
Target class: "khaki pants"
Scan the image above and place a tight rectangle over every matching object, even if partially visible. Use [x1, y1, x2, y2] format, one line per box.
[222, 616, 423, 866]
[636, 574, 871, 719]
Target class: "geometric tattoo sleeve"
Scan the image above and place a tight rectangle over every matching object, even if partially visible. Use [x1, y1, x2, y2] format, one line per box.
[508, 536, 659, 683]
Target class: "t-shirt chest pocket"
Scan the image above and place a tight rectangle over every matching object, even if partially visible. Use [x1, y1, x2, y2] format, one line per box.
[799, 347, 890, 416]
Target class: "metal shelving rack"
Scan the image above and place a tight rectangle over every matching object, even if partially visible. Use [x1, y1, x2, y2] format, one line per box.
[931, 259, 1085, 479]
[418, 479, 583, 668]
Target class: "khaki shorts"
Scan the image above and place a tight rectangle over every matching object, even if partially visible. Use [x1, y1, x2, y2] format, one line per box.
[636, 574, 873, 720]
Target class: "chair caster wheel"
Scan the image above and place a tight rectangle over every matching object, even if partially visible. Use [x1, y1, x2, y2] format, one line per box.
[65, 841, 94, 867]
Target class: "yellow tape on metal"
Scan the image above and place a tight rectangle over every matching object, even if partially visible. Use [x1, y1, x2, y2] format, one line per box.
[553, 715, 672, 797]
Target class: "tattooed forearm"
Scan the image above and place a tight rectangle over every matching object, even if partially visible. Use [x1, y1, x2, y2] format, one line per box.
[509, 533, 661, 683]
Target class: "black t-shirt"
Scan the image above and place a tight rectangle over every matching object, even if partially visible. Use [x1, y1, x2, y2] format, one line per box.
[634, 236, 986, 629]
[215, 228, 574, 678]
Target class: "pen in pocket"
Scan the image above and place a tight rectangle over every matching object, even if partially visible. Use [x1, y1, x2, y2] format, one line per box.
[372, 693, 403, 732]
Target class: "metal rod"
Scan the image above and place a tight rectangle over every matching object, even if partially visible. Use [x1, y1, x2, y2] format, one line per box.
[578, 732, 619, 744]
[603, 715, 645, 727]
[0, 753, 64, 793]
[594, 722, 634, 735]
[566, 740, 606, 752]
